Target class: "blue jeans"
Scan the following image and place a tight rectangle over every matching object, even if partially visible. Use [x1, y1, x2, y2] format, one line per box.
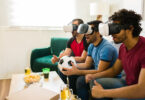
[76, 76, 90, 100]
[58, 70, 79, 94]
[76, 76, 145, 100]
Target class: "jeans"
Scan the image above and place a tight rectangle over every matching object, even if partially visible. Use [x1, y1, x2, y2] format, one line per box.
[76, 77, 145, 100]
[90, 78, 126, 100]
[76, 76, 89, 100]
[58, 70, 79, 94]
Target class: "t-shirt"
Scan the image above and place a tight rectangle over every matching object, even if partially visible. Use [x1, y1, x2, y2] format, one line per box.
[88, 38, 118, 69]
[119, 36, 145, 85]
[67, 36, 89, 56]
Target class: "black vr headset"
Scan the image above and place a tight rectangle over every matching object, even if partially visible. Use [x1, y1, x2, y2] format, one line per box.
[63, 24, 78, 32]
[77, 23, 130, 36]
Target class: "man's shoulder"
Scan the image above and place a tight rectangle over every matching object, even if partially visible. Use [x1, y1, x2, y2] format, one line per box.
[102, 39, 116, 49]
[69, 37, 75, 41]
[140, 36, 145, 44]
[119, 43, 125, 49]
[68, 37, 75, 43]
[102, 38, 113, 45]
[88, 43, 94, 48]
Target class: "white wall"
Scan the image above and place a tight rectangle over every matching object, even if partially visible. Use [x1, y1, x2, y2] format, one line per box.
[0, 28, 71, 79]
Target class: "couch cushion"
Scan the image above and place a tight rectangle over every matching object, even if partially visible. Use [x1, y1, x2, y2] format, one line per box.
[34, 55, 58, 72]
[51, 38, 68, 56]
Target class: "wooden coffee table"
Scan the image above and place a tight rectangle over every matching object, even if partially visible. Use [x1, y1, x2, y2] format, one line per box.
[8, 71, 65, 96]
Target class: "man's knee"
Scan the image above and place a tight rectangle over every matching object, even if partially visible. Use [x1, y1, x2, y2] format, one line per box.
[94, 78, 125, 89]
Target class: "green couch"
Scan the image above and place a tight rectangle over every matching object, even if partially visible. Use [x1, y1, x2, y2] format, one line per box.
[30, 37, 69, 72]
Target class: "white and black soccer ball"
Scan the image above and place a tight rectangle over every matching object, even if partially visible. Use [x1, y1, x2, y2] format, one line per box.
[58, 56, 77, 71]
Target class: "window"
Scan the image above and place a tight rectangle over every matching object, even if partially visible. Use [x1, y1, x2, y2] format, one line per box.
[11, 0, 75, 27]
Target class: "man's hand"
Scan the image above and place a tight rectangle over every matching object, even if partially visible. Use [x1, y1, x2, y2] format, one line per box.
[61, 62, 79, 76]
[51, 55, 59, 64]
[59, 50, 65, 58]
[91, 80, 105, 98]
[85, 74, 95, 83]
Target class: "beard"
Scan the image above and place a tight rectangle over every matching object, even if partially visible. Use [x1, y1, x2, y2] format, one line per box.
[86, 36, 97, 44]
[113, 36, 126, 44]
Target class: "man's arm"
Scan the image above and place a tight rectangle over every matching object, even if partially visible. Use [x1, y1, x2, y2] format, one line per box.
[77, 56, 93, 69]
[74, 50, 87, 63]
[85, 60, 113, 83]
[61, 56, 93, 76]
[97, 60, 111, 72]
[51, 48, 72, 64]
[62, 56, 114, 76]
[62, 64, 98, 76]
[93, 59, 123, 78]
[92, 68, 145, 99]
[79, 60, 112, 75]
[59, 48, 72, 58]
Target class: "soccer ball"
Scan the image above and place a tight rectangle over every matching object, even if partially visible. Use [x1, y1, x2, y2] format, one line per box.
[58, 56, 77, 71]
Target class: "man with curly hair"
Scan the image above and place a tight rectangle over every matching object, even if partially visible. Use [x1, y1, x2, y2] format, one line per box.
[87, 9, 145, 100]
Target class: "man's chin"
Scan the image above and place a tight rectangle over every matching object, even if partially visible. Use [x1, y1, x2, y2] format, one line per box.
[114, 41, 121, 44]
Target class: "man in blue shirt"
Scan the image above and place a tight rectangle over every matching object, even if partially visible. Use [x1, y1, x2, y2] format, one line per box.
[62, 20, 118, 100]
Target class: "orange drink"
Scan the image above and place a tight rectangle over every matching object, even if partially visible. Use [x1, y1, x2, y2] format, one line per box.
[25, 67, 31, 75]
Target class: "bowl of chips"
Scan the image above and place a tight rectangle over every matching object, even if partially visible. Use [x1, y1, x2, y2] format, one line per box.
[24, 74, 41, 84]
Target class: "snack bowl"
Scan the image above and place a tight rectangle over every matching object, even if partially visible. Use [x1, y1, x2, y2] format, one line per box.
[24, 74, 41, 85]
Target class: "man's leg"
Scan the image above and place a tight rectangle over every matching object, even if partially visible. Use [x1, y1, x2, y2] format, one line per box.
[90, 78, 126, 100]
[58, 70, 67, 83]
[76, 76, 90, 100]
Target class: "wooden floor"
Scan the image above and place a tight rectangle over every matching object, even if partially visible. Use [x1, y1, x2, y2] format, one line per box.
[0, 79, 11, 100]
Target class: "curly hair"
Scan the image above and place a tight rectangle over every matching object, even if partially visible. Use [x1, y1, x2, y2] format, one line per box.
[109, 9, 142, 37]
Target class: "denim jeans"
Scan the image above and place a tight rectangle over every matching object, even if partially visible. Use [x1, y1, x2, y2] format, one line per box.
[76, 76, 145, 100]
[57, 70, 79, 94]
[76, 76, 90, 100]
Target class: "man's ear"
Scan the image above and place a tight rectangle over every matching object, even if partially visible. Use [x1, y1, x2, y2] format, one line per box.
[129, 25, 134, 31]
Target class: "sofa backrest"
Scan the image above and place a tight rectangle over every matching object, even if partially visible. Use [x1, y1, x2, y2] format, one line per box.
[51, 37, 69, 56]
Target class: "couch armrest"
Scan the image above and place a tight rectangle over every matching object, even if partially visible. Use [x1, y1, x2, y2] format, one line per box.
[30, 47, 51, 68]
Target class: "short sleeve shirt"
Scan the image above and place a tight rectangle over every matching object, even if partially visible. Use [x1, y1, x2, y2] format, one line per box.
[88, 38, 118, 69]
[67, 36, 89, 56]
[118, 36, 145, 85]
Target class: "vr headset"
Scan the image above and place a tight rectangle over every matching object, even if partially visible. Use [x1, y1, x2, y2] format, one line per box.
[63, 24, 78, 32]
[77, 23, 130, 36]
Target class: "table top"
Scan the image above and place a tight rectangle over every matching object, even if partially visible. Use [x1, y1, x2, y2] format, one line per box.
[8, 71, 65, 96]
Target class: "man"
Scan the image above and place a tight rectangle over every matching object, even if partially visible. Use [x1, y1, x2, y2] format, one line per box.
[88, 9, 145, 100]
[62, 20, 118, 99]
[51, 18, 88, 64]
[51, 18, 89, 94]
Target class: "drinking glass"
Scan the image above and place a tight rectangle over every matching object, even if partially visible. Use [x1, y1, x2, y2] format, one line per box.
[25, 67, 31, 75]
[60, 84, 69, 100]
[42, 68, 50, 80]
[68, 89, 73, 100]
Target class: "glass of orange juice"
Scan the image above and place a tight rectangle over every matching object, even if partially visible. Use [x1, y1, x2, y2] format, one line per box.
[25, 67, 31, 75]
[60, 84, 70, 100]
